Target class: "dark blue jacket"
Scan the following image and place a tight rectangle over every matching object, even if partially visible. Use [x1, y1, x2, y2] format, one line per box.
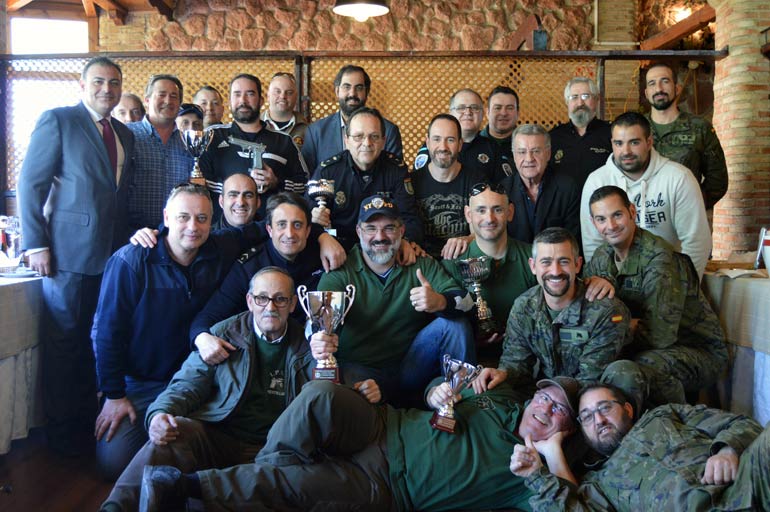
[93, 228, 254, 399]
[189, 238, 325, 342]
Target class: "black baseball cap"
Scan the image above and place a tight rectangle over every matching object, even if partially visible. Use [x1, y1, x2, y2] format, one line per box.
[178, 103, 204, 119]
[358, 195, 400, 223]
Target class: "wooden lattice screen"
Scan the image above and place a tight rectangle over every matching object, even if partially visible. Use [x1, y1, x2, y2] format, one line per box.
[4, 54, 597, 191]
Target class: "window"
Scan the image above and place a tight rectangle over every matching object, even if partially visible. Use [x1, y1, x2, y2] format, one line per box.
[10, 18, 88, 54]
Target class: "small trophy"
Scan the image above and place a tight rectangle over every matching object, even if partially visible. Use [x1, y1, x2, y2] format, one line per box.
[228, 135, 267, 192]
[307, 179, 336, 237]
[456, 256, 496, 335]
[430, 354, 483, 434]
[297, 284, 356, 383]
[181, 129, 213, 186]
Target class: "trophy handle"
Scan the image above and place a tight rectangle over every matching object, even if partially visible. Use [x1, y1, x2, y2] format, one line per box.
[340, 284, 356, 325]
[296, 285, 312, 319]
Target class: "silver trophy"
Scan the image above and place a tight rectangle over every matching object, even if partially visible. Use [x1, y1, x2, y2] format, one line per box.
[456, 256, 496, 335]
[307, 179, 336, 237]
[430, 354, 483, 434]
[180, 129, 213, 186]
[297, 284, 356, 382]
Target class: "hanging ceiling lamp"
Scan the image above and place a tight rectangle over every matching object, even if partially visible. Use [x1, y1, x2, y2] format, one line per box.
[333, 0, 389, 23]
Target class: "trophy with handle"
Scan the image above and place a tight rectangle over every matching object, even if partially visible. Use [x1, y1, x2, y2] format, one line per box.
[180, 129, 213, 186]
[430, 354, 483, 434]
[307, 179, 337, 237]
[456, 256, 496, 335]
[297, 284, 356, 383]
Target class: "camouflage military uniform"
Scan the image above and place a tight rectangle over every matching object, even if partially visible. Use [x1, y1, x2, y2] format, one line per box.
[524, 403, 770, 511]
[584, 228, 728, 405]
[647, 111, 728, 209]
[499, 280, 633, 392]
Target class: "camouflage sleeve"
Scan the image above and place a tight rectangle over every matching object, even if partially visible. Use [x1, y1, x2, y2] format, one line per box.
[700, 122, 728, 209]
[634, 250, 684, 350]
[524, 468, 613, 512]
[499, 297, 538, 385]
[576, 299, 631, 383]
[668, 403, 763, 456]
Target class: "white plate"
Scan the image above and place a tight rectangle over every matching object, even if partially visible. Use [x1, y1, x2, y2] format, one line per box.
[0, 270, 39, 278]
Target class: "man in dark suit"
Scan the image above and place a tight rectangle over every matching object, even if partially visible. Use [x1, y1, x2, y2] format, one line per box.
[301, 64, 403, 171]
[18, 56, 135, 456]
[500, 123, 581, 246]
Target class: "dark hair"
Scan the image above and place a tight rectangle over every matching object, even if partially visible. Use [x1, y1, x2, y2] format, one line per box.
[345, 107, 385, 137]
[145, 74, 184, 102]
[611, 111, 651, 139]
[532, 227, 580, 261]
[588, 185, 632, 210]
[82, 57, 122, 81]
[333, 65, 371, 92]
[645, 61, 678, 85]
[577, 382, 630, 407]
[427, 113, 462, 139]
[487, 85, 519, 109]
[265, 191, 311, 226]
[229, 73, 262, 98]
[193, 85, 223, 101]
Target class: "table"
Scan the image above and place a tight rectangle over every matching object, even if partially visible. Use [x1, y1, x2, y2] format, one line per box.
[0, 276, 43, 455]
[703, 271, 770, 426]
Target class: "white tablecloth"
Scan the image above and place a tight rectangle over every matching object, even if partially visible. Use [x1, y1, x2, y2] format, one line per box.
[0, 276, 44, 454]
[703, 272, 770, 426]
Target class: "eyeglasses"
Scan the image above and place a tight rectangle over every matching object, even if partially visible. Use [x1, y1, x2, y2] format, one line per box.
[250, 294, 292, 308]
[450, 104, 482, 113]
[577, 400, 624, 425]
[348, 133, 383, 143]
[568, 93, 594, 101]
[470, 182, 506, 197]
[360, 224, 400, 236]
[514, 148, 546, 158]
[533, 391, 571, 417]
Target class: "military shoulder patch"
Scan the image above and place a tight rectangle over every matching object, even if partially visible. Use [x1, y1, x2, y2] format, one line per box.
[477, 153, 489, 164]
[238, 246, 259, 264]
[320, 153, 341, 168]
[502, 163, 513, 177]
[554, 149, 564, 163]
[404, 177, 414, 195]
[611, 314, 624, 323]
[293, 136, 304, 147]
[335, 190, 346, 206]
[414, 153, 429, 170]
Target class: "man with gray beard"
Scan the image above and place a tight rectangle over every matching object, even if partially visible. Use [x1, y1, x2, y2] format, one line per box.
[549, 77, 612, 191]
[314, 195, 474, 406]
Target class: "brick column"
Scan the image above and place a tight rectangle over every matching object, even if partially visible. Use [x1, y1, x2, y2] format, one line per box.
[709, 0, 770, 259]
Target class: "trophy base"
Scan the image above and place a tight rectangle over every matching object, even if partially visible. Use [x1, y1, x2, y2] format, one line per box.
[312, 366, 340, 384]
[325, 228, 337, 237]
[429, 411, 456, 434]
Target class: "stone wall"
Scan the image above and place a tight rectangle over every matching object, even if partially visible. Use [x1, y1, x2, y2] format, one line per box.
[99, 0, 596, 52]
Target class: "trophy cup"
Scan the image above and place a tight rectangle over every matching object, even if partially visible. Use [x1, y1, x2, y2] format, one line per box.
[297, 284, 356, 383]
[227, 135, 267, 192]
[180, 129, 213, 186]
[307, 179, 336, 237]
[456, 256, 496, 335]
[430, 354, 483, 434]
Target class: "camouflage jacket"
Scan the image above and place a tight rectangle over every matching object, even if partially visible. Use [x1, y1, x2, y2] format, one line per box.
[499, 281, 631, 387]
[523, 403, 763, 511]
[584, 228, 726, 356]
[647, 111, 728, 209]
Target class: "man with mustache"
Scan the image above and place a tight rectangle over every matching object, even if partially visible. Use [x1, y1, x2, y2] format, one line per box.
[198, 73, 309, 223]
[301, 64, 403, 171]
[645, 62, 727, 210]
[260, 72, 309, 149]
[583, 186, 727, 405]
[472, 227, 639, 405]
[126, 74, 194, 230]
[512, 382, 770, 512]
[549, 77, 612, 191]
[413, 88, 504, 183]
[411, 114, 485, 258]
[580, 112, 712, 279]
[138, 376, 580, 511]
[313, 195, 473, 405]
[98, 267, 380, 512]
[307, 107, 423, 253]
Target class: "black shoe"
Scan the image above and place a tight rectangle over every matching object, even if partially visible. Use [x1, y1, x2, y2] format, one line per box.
[139, 465, 187, 512]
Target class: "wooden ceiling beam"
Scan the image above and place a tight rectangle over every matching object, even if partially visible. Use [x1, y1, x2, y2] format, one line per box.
[7, 0, 36, 12]
[92, 0, 127, 24]
[147, 0, 173, 21]
[80, 0, 95, 17]
[640, 5, 716, 51]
